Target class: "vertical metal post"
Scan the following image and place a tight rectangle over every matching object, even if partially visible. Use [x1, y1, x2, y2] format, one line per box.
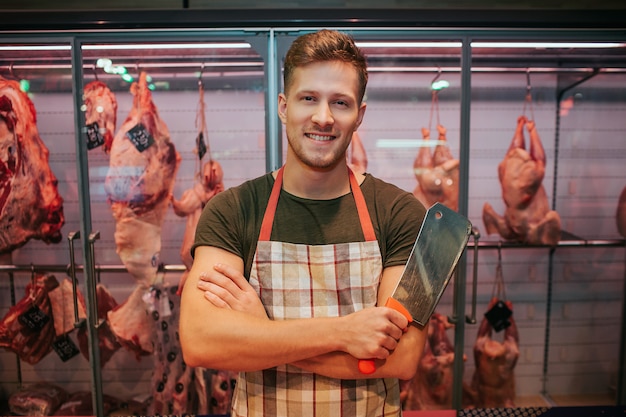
[70, 37, 104, 417]
[617, 243, 626, 405]
[451, 36, 472, 410]
[265, 28, 282, 172]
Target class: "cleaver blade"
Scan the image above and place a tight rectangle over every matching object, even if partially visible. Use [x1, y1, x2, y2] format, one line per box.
[358, 202, 472, 375]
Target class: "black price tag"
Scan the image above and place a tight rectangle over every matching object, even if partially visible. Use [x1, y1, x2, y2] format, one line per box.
[18, 305, 50, 332]
[196, 132, 207, 160]
[85, 122, 105, 150]
[52, 335, 80, 362]
[126, 123, 155, 152]
[484, 299, 512, 332]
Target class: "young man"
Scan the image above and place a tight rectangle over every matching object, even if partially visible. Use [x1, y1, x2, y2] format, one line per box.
[180, 29, 427, 416]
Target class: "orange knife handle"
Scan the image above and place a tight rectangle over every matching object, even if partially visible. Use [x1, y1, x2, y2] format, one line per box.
[384, 296, 413, 322]
[357, 297, 413, 375]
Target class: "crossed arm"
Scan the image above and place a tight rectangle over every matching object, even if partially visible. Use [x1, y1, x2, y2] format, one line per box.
[179, 245, 426, 381]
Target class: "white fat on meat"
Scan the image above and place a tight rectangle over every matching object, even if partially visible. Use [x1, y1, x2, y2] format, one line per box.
[483, 116, 561, 245]
[104, 72, 181, 288]
[47, 278, 87, 337]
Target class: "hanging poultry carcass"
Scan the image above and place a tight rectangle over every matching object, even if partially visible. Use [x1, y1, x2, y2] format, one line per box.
[104, 72, 181, 288]
[471, 298, 519, 408]
[617, 185, 626, 237]
[402, 312, 457, 410]
[482, 116, 561, 245]
[413, 124, 460, 211]
[347, 131, 368, 174]
[83, 80, 118, 153]
[0, 76, 65, 255]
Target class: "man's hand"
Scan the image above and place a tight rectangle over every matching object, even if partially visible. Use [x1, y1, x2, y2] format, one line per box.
[337, 306, 408, 360]
[197, 263, 268, 320]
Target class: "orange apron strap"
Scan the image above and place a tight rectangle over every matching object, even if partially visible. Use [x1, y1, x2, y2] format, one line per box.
[348, 168, 377, 242]
[259, 166, 376, 242]
[259, 166, 284, 241]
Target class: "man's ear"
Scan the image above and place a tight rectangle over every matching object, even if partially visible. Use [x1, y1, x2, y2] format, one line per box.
[355, 101, 367, 130]
[278, 93, 287, 124]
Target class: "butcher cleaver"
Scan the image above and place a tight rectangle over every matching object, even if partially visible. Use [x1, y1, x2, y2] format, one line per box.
[358, 202, 472, 374]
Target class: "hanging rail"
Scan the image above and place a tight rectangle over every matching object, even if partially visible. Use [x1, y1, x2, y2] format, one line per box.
[0, 238, 622, 275]
[0, 263, 188, 274]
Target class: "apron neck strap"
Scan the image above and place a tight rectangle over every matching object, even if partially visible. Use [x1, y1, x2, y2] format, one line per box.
[259, 166, 377, 242]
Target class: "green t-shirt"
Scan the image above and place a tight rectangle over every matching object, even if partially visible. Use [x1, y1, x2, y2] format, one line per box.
[192, 172, 426, 279]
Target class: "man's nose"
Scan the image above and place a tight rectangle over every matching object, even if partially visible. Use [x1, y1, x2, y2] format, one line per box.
[311, 102, 334, 126]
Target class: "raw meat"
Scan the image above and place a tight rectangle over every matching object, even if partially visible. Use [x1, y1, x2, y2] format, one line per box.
[483, 116, 561, 245]
[0, 273, 59, 364]
[8, 382, 68, 416]
[77, 283, 121, 367]
[0, 76, 64, 255]
[147, 284, 212, 415]
[209, 369, 237, 414]
[83, 80, 118, 153]
[471, 298, 519, 408]
[53, 391, 121, 416]
[412, 125, 460, 211]
[171, 159, 224, 291]
[402, 312, 457, 410]
[617, 185, 626, 237]
[47, 278, 87, 337]
[347, 131, 367, 174]
[106, 284, 153, 359]
[104, 71, 180, 288]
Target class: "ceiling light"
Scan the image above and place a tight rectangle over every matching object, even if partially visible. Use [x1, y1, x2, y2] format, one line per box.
[357, 42, 462, 48]
[82, 43, 251, 51]
[471, 42, 626, 48]
[0, 45, 71, 51]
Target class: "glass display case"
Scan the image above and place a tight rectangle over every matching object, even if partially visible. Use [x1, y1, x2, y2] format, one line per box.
[0, 14, 625, 416]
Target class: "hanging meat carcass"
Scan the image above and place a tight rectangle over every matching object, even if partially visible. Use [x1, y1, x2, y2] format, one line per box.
[402, 312, 459, 410]
[413, 124, 460, 211]
[107, 284, 154, 359]
[147, 284, 215, 415]
[617, 185, 626, 237]
[77, 283, 121, 367]
[483, 116, 561, 245]
[83, 80, 118, 153]
[0, 76, 64, 254]
[171, 80, 224, 292]
[104, 72, 180, 288]
[347, 131, 368, 174]
[471, 298, 519, 408]
[0, 273, 59, 364]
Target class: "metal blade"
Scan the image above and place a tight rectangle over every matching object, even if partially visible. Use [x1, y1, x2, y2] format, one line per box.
[390, 202, 472, 327]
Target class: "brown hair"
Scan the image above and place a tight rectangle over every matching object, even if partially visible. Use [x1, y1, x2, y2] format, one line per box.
[283, 29, 368, 104]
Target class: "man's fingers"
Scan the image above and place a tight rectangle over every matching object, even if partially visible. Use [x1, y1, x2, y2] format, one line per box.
[213, 263, 248, 289]
[203, 290, 231, 309]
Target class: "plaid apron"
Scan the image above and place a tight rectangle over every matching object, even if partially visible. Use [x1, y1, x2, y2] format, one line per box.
[231, 167, 401, 417]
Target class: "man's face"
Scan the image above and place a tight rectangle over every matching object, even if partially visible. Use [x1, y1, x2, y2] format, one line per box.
[278, 60, 366, 170]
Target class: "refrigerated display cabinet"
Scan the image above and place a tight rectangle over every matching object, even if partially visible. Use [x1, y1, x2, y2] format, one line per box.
[0, 9, 625, 416]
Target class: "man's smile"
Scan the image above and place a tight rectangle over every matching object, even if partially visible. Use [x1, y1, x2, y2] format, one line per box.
[306, 133, 336, 141]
